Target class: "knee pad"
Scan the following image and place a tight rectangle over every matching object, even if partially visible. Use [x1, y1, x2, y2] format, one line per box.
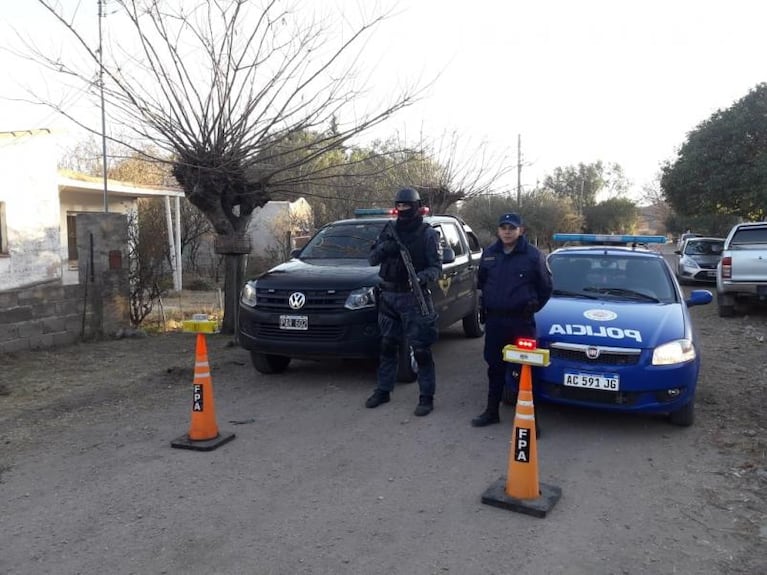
[381, 337, 398, 358]
[413, 347, 433, 367]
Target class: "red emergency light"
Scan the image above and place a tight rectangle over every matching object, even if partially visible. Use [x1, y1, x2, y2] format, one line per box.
[515, 337, 538, 350]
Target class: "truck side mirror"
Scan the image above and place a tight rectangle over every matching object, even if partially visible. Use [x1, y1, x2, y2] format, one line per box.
[442, 247, 456, 264]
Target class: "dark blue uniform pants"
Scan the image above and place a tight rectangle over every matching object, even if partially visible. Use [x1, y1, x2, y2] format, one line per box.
[376, 291, 438, 397]
[483, 316, 536, 404]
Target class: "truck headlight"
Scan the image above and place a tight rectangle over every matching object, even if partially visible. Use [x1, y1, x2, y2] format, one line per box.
[652, 339, 696, 365]
[345, 286, 377, 310]
[241, 281, 258, 307]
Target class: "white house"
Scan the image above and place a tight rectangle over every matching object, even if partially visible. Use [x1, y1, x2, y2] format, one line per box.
[0, 129, 184, 292]
[247, 198, 313, 259]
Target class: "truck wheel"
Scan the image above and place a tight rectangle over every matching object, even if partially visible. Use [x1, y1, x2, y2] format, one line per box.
[462, 303, 485, 338]
[717, 294, 735, 317]
[396, 340, 417, 383]
[669, 400, 695, 427]
[250, 351, 291, 374]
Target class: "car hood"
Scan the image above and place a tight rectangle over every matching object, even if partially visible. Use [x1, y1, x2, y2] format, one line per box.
[682, 254, 720, 265]
[536, 297, 687, 348]
[253, 258, 380, 289]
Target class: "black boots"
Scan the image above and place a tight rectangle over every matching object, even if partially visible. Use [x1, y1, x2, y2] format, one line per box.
[471, 406, 500, 427]
[414, 395, 433, 417]
[365, 390, 390, 408]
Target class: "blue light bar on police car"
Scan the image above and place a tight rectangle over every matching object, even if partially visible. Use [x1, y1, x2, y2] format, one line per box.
[553, 233, 667, 244]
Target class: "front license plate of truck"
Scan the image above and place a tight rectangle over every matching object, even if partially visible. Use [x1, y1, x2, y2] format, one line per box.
[564, 372, 620, 391]
[279, 315, 308, 330]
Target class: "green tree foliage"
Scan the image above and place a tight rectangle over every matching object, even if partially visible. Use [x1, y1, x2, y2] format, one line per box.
[661, 83, 767, 221]
[541, 161, 629, 215]
[583, 197, 639, 234]
[459, 189, 582, 251]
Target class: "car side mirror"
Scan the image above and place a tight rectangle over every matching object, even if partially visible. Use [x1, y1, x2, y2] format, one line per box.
[674, 250, 681, 255]
[290, 248, 301, 258]
[442, 246, 456, 264]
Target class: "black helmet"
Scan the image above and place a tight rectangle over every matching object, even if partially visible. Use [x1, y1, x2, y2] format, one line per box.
[394, 187, 421, 204]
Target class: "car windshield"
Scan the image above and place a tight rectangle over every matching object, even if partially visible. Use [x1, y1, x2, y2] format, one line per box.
[684, 240, 723, 255]
[549, 254, 676, 303]
[299, 221, 386, 259]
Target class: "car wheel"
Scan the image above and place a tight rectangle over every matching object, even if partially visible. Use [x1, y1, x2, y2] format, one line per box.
[462, 302, 485, 338]
[250, 351, 291, 374]
[396, 340, 418, 383]
[669, 400, 695, 427]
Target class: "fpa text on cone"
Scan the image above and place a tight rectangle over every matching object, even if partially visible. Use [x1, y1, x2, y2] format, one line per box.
[481, 338, 561, 518]
[171, 332, 235, 451]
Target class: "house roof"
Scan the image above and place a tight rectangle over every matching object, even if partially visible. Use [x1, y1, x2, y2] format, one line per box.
[58, 169, 184, 198]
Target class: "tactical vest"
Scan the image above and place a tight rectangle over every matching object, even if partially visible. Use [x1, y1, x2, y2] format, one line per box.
[379, 221, 430, 284]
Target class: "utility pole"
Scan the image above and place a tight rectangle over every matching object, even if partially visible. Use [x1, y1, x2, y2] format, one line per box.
[516, 133, 522, 210]
[98, 0, 108, 212]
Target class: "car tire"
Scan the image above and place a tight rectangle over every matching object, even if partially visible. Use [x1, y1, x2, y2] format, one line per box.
[396, 340, 418, 383]
[669, 400, 695, 427]
[462, 302, 485, 338]
[250, 351, 291, 374]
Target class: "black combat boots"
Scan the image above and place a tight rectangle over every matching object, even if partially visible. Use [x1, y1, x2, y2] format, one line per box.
[414, 395, 434, 416]
[471, 405, 500, 427]
[365, 390, 390, 408]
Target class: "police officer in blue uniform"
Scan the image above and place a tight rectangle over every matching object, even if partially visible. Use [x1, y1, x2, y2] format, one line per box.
[365, 187, 442, 416]
[471, 212, 552, 427]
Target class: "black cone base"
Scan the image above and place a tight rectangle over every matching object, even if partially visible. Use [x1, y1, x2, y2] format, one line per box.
[171, 431, 236, 451]
[481, 477, 562, 518]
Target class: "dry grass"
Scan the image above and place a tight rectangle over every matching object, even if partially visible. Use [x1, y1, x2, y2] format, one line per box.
[143, 289, 224, 333]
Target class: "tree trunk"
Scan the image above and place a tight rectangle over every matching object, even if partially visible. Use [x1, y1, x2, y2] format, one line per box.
[214, 233, 252, 336]
[221, 253, 245, 335]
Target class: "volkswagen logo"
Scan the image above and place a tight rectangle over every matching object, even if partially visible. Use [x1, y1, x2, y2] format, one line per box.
[288, 292, 306, 310]
[586, 346, 600, 360]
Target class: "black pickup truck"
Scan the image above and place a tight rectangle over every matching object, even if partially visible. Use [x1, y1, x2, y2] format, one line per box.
[238, 211, 484, 381]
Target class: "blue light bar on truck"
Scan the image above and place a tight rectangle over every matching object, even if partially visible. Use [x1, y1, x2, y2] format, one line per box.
[553, 233, 667, 244]
[354, 208, 396, 217]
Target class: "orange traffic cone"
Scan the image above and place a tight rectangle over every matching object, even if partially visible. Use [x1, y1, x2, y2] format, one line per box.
[171, 333, 235, 451]
[481, 362, 561, 518]
[505, 363, 541, 500]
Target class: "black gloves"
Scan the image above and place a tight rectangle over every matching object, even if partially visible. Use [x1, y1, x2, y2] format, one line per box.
[380, 239, 399, 256]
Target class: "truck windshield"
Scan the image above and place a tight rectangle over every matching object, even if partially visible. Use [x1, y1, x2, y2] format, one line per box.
[299, 221, 387, 259]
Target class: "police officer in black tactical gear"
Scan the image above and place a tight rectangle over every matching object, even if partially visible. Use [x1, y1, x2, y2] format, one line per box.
[365, 187, 442, 416]
[471, 212, 553, 429]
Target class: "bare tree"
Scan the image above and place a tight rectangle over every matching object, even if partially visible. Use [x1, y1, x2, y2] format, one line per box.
[387, 131, 515, 213]
[19, 0, 420, 333]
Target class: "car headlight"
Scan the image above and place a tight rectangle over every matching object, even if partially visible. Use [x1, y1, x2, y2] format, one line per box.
[680, 257, 700, 269]
[345, 286, 377, 310]
[652, 339, 696, 365]
[241, 281, 258, 307]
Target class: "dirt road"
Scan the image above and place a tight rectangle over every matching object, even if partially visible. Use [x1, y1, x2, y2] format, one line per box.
[1, 285, 765, 575]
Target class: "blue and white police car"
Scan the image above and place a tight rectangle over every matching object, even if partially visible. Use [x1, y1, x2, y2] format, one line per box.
[531, 233, 713, 426]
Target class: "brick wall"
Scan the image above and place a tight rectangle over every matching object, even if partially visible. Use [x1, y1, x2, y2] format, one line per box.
[0, 281, 95, 354]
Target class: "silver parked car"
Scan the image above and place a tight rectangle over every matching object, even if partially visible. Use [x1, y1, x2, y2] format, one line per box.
[675, 236, 724, 284]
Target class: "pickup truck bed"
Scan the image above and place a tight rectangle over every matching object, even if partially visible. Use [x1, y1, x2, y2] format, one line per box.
[716, 221, 767, 316]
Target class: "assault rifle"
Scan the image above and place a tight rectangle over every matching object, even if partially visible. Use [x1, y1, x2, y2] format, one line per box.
[385, 222, 430, 316]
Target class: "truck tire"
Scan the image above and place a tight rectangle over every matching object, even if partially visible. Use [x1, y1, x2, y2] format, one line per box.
[717, 294, 735, 317]
[462, 301, 485, 338]
[250, 351, 291, 374]
[396, 340, 417, 383]
[669, 400, 695, 427]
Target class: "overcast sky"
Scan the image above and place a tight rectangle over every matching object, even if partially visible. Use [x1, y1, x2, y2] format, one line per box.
[3, 0, 766, 200]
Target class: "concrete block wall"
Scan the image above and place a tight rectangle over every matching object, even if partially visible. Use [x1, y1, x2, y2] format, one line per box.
[0, 281, 94, 354]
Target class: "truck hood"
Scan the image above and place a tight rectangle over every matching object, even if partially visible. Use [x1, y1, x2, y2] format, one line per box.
[254, 258, 380, 290]
[536, 297, 687, 348]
